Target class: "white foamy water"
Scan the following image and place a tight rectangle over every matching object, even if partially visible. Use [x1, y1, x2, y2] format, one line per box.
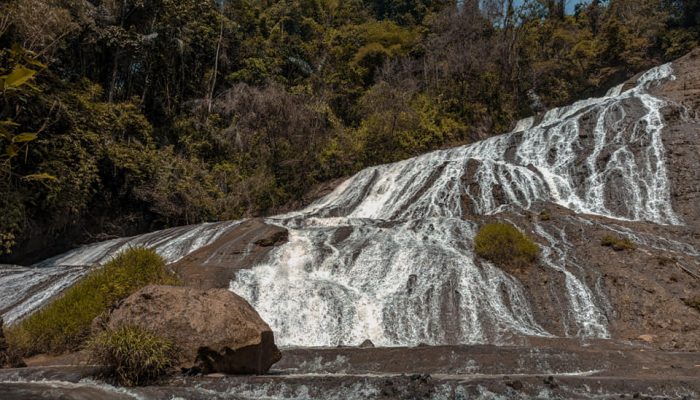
[2, 64, 682, 346]
[0, 265, 88, 324]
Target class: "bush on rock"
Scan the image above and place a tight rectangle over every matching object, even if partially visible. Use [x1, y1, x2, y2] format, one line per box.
[474, 223, 540, 270]
[601, 235, 636, 251]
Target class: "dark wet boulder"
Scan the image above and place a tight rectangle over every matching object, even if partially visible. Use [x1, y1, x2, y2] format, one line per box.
[359, 339, 375, 348]
[196, 331, 280, 374]
[103, 285, 281, 375]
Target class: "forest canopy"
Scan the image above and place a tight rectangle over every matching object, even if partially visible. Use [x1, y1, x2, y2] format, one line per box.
[1, 0, 698, 262]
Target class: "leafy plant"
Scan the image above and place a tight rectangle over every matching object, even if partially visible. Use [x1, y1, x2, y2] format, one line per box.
[6, 247, 180, 355]
[0, 45, 49, 172]
[88, 326, 179, 386]
[474, 223, 540, 270]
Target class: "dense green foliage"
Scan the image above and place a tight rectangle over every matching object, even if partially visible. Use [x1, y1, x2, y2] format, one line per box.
[601, 234, 637, 251]
[474, 223, 540, 269]
[0, 0, 698, 261]
[7, 248, 179, 355]
[88, 326, 179, 386]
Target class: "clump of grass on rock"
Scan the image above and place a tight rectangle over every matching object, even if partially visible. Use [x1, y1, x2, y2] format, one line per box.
[88, 326, 179, 386]
[474, 223, 540, 270]
[684, 296, 700, 313]
[7, 247, 179, 356]
[0, 318, 25, 368]
[601, 235, 636, 251]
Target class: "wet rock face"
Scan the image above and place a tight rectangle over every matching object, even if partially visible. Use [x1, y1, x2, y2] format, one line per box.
[171, 218, 288, 290]
[103, 285, 282, 374]
[480, 206, 700, 351]
[652, 48, 700, 232]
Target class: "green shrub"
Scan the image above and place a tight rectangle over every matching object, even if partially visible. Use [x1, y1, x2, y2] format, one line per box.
[7, 247, 179, 356]
[88, 326, 179, 386]
[601, 235, 636, 251]
[474, 223, 540, 269]
[684, 296, 700, 313]
[656, 255, 678, 266]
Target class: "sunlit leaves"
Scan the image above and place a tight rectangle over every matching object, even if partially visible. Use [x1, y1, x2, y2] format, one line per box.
[22, 172, 58, 181]
[1, 65, 37, 89]
[11, 132, 37, 143]
[3, 143, 18, 158]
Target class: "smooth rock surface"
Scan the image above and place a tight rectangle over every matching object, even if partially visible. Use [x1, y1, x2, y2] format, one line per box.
[170, 218, 288, 289]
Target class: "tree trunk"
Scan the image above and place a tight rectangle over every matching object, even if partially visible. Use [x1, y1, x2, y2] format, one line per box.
[208, 17, 224, 114]
[108, 50, 120, 103]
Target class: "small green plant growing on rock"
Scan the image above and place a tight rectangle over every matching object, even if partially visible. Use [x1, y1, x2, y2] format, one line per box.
[601, 235, 636, 251]
[684, 296, 700, 313]
[7, 247, 180, 356]
[88, 326, 179, 386]
[474, 223, 540, 270]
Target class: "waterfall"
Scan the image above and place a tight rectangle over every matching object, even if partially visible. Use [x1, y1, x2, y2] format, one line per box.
[231, 63, 678, 346]
[287, 63, 679, 225]
[2, 63, 681, 347]
[232, 218, 550, 346]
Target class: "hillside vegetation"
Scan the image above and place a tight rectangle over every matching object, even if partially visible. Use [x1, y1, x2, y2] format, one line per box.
[1, 0, 698, 262]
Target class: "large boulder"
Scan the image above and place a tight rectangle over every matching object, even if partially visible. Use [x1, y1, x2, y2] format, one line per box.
[103, 285, 281, 374]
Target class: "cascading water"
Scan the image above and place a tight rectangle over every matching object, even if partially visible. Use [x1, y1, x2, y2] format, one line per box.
[1, 63, 682, 347]
[232, 218, 550, 346]
[231, 63, 678, 346]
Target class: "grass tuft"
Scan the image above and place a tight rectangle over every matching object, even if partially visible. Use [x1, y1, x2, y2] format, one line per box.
[601, 235, 636, 251]
[684, 296, 700, 313]
[88, 326, 179, 386]
[474, 223, 540, 270]
[6, 247, 179, 356]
